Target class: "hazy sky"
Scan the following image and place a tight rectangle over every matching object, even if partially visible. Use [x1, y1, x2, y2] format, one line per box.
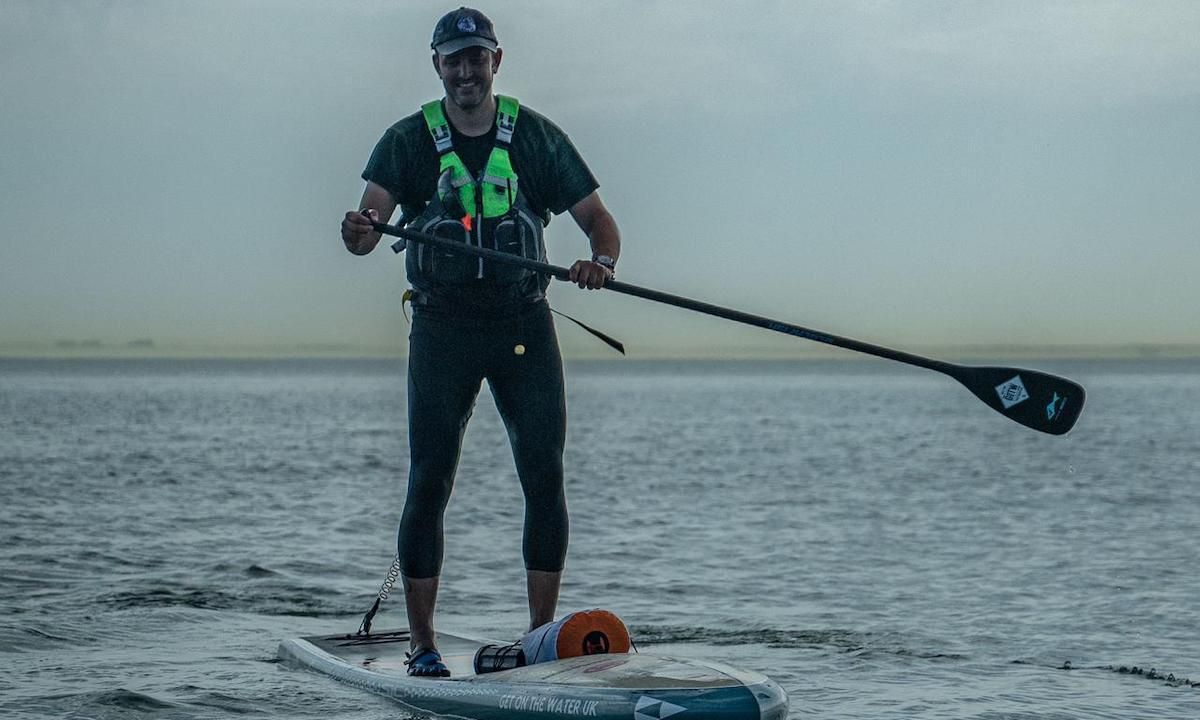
[2, 1, 1197, 357]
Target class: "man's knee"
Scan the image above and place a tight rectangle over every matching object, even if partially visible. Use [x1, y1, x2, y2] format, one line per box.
[516, 454, 564, 499]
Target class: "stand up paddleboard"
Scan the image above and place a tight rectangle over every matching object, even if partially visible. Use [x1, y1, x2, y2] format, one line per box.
[278, 628, 788, 720]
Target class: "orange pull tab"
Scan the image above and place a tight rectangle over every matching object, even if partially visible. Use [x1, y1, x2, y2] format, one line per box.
[461, 213, 473, 232]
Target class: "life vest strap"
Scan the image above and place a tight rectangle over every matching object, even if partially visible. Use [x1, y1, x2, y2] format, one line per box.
[495, 95, 518, 145]
[421, 100, 455, 154]
[421, 95, 522, 219]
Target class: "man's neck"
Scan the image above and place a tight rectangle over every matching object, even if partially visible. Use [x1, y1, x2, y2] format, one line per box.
[444, 95, 496, 137]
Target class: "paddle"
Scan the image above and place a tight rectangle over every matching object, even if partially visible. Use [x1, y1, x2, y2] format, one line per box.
[371, 219, 1086, 435]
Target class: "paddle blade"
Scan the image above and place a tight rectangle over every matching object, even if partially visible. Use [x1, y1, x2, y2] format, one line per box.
[951, 365, 1086, 435]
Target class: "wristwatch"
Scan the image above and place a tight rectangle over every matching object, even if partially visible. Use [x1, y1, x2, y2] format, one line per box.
[593, 254, 617, 272]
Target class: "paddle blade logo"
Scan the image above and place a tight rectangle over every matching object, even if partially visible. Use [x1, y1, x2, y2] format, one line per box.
[1046, 392, 1067, 421]
[635, 696, 687, 720]
[995, 375, 1030, 409]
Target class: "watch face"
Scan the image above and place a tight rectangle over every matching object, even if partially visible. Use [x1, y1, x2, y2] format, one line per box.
[594, 255, 615, 267]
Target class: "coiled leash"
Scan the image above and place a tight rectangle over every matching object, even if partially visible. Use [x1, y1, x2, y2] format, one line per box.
[356, 554, 402, 637]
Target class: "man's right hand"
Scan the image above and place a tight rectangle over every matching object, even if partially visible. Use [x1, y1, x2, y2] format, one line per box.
[342, 208, 380, 255]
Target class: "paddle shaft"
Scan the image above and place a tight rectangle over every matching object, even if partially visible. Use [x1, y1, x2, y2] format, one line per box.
[374, 220, 954, 374]
[371, 218, 1085, 434]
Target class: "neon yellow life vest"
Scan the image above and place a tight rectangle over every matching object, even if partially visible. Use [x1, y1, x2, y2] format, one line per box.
[421, 95, 520, 221]
[409, 94, 546, 291]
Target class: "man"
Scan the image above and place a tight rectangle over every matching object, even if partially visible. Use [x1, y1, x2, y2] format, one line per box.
[340, 7, 620, 678]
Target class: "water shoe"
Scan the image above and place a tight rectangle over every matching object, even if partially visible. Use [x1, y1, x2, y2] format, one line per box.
[405, 646, 451, 678]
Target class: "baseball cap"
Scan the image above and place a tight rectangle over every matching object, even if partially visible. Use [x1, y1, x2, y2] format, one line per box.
[431, 7, 498, 56]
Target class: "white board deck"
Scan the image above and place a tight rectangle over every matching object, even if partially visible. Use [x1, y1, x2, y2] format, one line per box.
[278, 628, 788, 720]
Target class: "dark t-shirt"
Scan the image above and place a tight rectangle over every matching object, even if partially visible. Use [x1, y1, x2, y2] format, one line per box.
[362, 100, 599, 227]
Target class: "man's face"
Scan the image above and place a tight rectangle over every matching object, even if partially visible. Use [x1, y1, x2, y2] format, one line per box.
[434, 47, 501, 111]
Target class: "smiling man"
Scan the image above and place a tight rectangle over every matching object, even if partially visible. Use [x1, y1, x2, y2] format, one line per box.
[339, 7, 621, 678]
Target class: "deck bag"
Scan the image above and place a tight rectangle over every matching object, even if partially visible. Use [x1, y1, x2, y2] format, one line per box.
[521, 609, 632, 665]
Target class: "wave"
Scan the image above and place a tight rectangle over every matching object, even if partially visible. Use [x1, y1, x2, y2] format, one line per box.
[629, 624, 967, 660]
[83, 689, 179, 711]
[25, 688, 181, 716]
[95, 585, 365, 618]
[242, 564, 280, 578]
[1026, 659, 1200, 689]
[0, 620, 117, 653]
[175, 690, 264, 716]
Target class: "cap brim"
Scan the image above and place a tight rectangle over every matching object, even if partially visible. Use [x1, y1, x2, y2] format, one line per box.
[434, 36, 498, 56]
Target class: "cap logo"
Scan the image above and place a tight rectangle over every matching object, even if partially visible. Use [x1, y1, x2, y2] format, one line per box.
[457, 16, 476, 33]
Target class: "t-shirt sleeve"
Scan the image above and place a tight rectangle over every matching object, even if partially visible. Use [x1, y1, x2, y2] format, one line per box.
[543, 130, 599, 215]
[519, 110, 600, 217]
[360, 113, 435, 209]
[362, 127, 404, 201]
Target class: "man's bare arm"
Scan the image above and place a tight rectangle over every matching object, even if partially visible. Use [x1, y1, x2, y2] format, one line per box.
[567, 191, 620, 289]
[340, 181, 398, 255]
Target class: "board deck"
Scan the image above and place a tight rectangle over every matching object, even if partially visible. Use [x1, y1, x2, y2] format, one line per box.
[278, 628, 788, 720]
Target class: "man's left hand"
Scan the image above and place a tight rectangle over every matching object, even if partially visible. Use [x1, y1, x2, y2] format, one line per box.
[568, 260, 613, 290]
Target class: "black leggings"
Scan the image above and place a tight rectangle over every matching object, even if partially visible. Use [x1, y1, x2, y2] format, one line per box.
[398, 301, 568, 578]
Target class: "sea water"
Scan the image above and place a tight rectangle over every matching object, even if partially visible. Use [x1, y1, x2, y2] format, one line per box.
[1, 357, 1197, 719]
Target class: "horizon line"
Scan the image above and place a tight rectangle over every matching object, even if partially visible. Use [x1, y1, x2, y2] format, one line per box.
[3, 341, 1199, 362]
